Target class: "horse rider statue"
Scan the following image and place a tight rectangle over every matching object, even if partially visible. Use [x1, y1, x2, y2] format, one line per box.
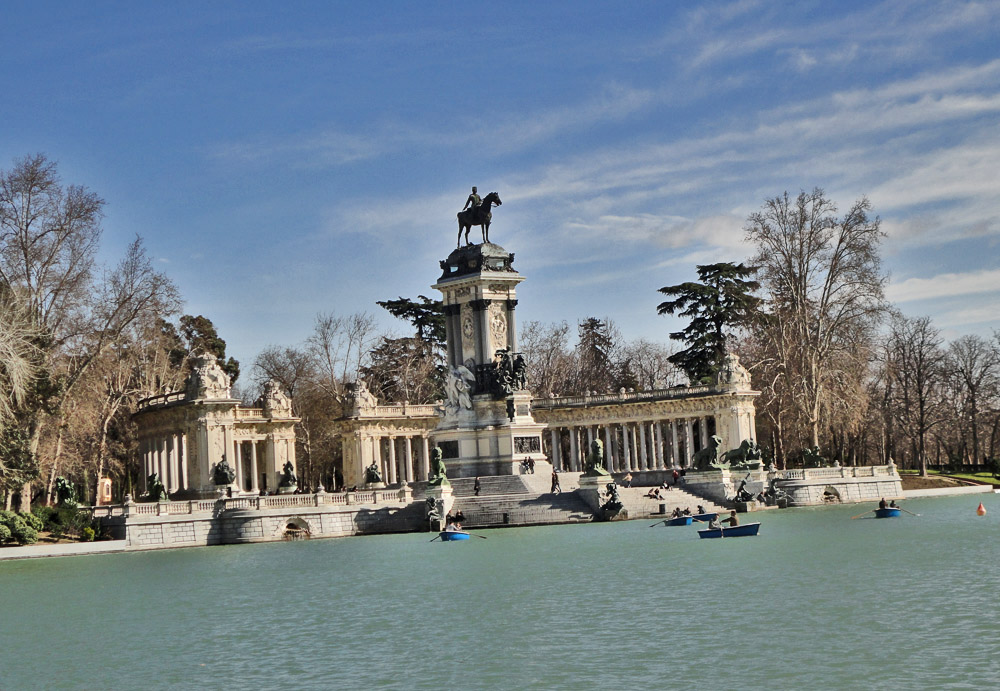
[463, 186, 482, 215]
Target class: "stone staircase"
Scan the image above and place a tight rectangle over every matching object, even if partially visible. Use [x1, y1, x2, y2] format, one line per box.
[615, 486, 726, 519]
[451, 491, 594, 528]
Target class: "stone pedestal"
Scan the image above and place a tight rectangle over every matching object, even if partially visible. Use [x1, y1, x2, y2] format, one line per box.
[681, 469, 733, 505]
[576, 473, 612, 514]
[425, 484, 454, 532]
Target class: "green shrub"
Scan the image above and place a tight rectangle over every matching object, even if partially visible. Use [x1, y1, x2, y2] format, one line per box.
[0, 523, 10, 543]
[4, 515, 38, 545]
[20, 512, 43, 531]
[81, 526, 95, 542]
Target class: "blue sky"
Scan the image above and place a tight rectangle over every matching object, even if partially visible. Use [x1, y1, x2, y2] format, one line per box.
[2, 1, 999, 369]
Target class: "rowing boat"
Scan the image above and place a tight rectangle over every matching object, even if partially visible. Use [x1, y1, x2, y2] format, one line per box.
[691, 512, 718, 522]
[874, 507, 901, 518]
[439, 530, 471, 541]
[697, 522, 761, 539]
[661, 516, 693, 526]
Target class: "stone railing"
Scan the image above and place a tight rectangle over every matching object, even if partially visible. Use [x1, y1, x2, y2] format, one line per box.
[531, 385, 716, 410]
[235, 408, 264, 419]
[89, 489, 409, 519]
[136, 390, 187, 410]
[777, 465, 898, 481]
[356, 403, 439, 419]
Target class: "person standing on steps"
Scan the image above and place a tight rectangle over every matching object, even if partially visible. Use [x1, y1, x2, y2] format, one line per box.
[474, 476, 481, 496]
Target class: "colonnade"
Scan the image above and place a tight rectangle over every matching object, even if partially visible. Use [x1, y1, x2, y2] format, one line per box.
[140, 434, 189, 493]
[546, 416, 714, 473]
[364, 434, 433, 486]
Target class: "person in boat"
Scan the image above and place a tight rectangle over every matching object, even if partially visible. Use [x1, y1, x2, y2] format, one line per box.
[721, 510, 739, 527]
[889, 500, 898, 508]
[671, 507, 682, 518]
[879, 497, 887, 509]
[444, 521, 458, 532]
[682, 507, 691, 515]
[696, 504, 706, 515]
[707, 516, 722, 529]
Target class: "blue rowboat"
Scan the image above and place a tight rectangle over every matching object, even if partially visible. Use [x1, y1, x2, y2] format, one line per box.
[697, 522, 761, 539]
[662, 516, 693, 526]
[874, 507, 901, 518]
[439, 530, 471, 541]
[691, 513, 718, 522]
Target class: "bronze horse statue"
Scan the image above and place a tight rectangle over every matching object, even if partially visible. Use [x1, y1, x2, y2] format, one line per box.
[457, 191, 502, 247]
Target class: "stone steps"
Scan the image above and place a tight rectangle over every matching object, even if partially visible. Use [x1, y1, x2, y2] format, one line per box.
[452, 492, 593, 527]
[616, 486, 726, 519]
[447, 475, 532, 497]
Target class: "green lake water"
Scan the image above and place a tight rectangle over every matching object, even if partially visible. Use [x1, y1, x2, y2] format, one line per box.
[2, 493, 999, 690]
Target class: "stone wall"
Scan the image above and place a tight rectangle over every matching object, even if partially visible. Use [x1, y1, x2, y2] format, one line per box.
[97, 490, 425, 550]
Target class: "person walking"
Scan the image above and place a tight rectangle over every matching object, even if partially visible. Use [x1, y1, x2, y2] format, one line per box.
[623, 472, 633, 488]
[551, 471, 561, 494]
[474, 476, 481, 496]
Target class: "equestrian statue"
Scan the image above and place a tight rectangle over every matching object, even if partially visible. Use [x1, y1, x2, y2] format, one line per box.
[457, 188, 502, 247]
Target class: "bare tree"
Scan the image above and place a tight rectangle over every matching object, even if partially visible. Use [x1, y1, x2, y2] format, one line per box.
[620, 338, 684, 390]
[0, 289, 43, 424]
[0, 155, 180, 510]
[886, 315, 947, 476]
[519, 320, 577, 396]
[746, 188, 886, 448]
[946, 334, 999, 466]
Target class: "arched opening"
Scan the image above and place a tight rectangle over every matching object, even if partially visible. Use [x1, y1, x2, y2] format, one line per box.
[822, 485, 842, 503]
[282, 516, 311, 540]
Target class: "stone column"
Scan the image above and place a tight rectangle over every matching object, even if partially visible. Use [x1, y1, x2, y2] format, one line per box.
[387, 437, 398, 485]
[235, 440, 245, 492]
[422, 437, 431, 481]
[586, 426, 594, 448]
[506, 299, 518, 352]
[180, 434, 189, 491]
[621, 422, 632, 472]
[569, 426, 579, 473]
[671, 421, 680, 468]
[550, 429, 561, 471]
[603, 426, 614, 472]
[250, 441, 259, 493]
[700, 416, 709, 449]
[654, 423, 664, 469]
[157, 438, 167, 488]
[404, 437, 414, 484]
[685, 419, 694, 468]
[639, 422, 648, 471]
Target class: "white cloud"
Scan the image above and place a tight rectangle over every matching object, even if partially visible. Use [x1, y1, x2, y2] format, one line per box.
[887, 269, 1000, 302]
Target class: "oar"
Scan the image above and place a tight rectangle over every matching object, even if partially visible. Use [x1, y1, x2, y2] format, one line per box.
[648, 520, 666, 527]
[898, 507, 920, 517]
[471, 534, 488, 540]
[428, 535, 441, 542]
[850, 509, 874, 519]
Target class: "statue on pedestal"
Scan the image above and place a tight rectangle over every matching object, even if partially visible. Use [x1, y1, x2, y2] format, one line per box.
[364, 461, 383, 486]
[55, 476, 77, 507]
[691, 435, 723, 470]
[427, 447, 450, 487]
[212, 457, 237, 486]
[279, 461, 298, 489]
[147, 473, 168, 502]
[583, 439, 611, 477]
[457, 190, 502, 247]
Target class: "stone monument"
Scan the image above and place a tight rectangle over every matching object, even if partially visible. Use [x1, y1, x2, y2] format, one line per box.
[432, 200, 546, 478]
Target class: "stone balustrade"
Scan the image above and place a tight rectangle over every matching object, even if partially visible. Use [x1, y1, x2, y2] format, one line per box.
[531, 385, 715, 409]
[89, 489, 408, 520]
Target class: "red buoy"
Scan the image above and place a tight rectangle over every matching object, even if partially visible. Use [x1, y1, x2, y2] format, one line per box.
[977, 502, 986, 516]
